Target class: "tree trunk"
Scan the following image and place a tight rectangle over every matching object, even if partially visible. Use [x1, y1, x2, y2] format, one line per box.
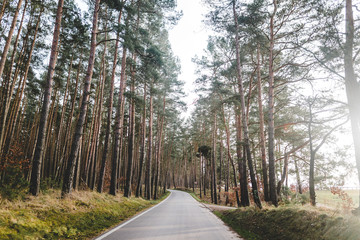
[233, 0, 261, 209]
[344, 0, 360, 210]
[97, 11, 123, 193]
[294, 158, 302, 194]
[145, 84, 153, 199]
[0, 0, 23, 81]
[61, 0, 101, 197]
[235, 106, 249, 207]
[29, 0, 64, 196]
[154, 96, 165, 199]
[222, 105, 240, 207]
[110, 40, 127, 196]
[0, 0, 27, 150]
[212, 112, 217, 204]
[2, 9, 41, 159]
[256, 44, 270, 202]
[124, 65, 136, 198]
[136, 83, 147, 197]
[0, 0, 8, 26]
[267, 0, 278, 207]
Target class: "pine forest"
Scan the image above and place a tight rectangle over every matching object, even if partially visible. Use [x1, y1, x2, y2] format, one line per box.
[0, 0, 360, 239]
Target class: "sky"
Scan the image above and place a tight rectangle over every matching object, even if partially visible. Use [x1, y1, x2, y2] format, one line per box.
[168, 0, 211, 118]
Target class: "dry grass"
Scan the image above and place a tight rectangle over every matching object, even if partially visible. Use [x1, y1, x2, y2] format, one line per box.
[216, 206, 360, 240]
[316, 190, 359, 210]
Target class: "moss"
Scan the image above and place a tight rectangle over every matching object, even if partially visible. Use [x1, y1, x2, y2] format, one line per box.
[217, 207, 360, 240]
[0, 190, 169, 239]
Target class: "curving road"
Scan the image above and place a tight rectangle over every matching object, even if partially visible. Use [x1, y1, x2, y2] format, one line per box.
[95, 190, 241, 240]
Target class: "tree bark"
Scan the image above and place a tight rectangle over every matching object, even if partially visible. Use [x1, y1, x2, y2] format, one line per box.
[110, 40, 127, 196]
[256, 45, 270, 202]
[136, 83, 147, 197]
[124, 62, 136, 198]
[145, 83, 153, 199]
[212, 112, 217, 204]
[97, 9, 123, 193]
[0, 0, 23, 152]
[233, 0, 262, 209]
[29, 0, 64, 196]
[267, 0, 278, 207]
[222, 105, 240, 207]
[235, 107, 249, 207]
[0, 0, 22, 81]
[61, 0, 101, 198]
[154, 96, 166, 199]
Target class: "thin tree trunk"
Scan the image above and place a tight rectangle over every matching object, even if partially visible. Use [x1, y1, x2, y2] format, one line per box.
[124, 67, 135, 198]
[154, 96, 166, 199]
[29, 0, 64, 196]
[256, 44, 270, 202]
[235, 107, 249, 207]
[222, 105, 240, 207]
[308, 108, 316, 206]
[0, 0, 7, 26]
[61, 0, 101, 197]
[145, 86, 153, 200]
[0, 0, 23, 81]
[136, 83, 147, 197]
[212, 112, 217, 204]
[2, 9, 41, 159]
[0, 0, 24, 153]
[218, 133, 222, 200]
[233, 0, 262, 208]
[0, 0, 27, 147]
[97, 9, 123, 193]
[267, 0, 278, 207]
[277, 141, 309, 196]
[294, 158, 302, 194]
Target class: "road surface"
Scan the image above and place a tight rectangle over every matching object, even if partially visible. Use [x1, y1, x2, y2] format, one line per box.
[95, 190, 241, 240]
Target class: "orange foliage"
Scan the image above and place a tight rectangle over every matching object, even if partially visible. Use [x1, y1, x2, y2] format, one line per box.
[0, 142, 30, 173]
[330, 186, 354, 210]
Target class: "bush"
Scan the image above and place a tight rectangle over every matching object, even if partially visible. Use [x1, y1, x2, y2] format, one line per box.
[0, 142, 30, 200]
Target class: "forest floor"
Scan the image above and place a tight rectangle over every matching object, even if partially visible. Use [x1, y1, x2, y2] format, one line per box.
[0, 189, 169, 239]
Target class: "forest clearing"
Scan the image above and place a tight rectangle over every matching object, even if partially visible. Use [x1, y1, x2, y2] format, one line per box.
[0, 0, 360, 239]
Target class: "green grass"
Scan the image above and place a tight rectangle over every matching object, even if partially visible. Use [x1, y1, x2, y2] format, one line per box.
[216, 207, 360, 240]
[316, 190, 359, 209]
[0, 190, 169, 239]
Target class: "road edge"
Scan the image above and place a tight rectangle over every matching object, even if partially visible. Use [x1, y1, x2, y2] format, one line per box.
[94, 191, 173, 240]
[181, 190, 243, 239]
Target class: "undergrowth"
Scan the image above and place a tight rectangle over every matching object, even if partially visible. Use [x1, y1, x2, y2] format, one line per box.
[216, 207, 360, 240]
[0, 189, 169, 239]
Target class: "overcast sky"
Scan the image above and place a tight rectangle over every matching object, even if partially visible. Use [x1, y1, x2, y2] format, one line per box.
[168, 0, 210, 117]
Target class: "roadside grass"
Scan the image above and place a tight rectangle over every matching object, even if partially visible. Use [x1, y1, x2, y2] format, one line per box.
[316, 190, 359, 209]
[179, 187, 360, 240]
[216, 206, 360, 240]
[0, 189, 169, 239]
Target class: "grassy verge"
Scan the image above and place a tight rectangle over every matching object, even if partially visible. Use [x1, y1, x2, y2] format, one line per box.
[0, 189, 169, 239]
[216, 207, 360, 240]
[316, 190, 359, 209]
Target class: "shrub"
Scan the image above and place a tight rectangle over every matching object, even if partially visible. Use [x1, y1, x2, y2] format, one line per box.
[0, 142, 30, 200]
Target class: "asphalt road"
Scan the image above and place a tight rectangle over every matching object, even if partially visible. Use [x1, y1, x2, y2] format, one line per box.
[95, 190, 241, 240]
